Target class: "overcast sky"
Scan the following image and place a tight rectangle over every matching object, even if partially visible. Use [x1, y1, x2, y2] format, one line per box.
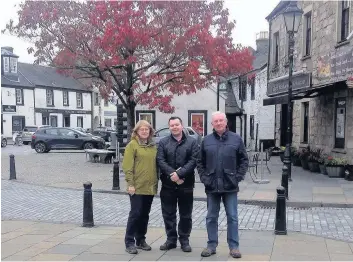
[0, 0, 279, 64]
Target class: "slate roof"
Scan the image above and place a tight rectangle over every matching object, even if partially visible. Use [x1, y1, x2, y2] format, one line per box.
[265, 0, 291, 21]
[1, 48, 19, 58]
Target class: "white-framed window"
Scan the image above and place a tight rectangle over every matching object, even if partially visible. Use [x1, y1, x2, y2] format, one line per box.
[46, 89, 54, 106]
[76, 92, 83, 108]
[77, 116, 83, 128]
[63, 91, 69, 106]
[3, 57, 9, 73]
[341, 1, 350, 41]
[304, 12, 312, 56]
[10, 57, 17, 73]
[15, 89, 23, 105]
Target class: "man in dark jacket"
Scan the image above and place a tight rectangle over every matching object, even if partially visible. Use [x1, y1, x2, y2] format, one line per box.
[157, 116, 199, 252]
[197, 111, 248, 259]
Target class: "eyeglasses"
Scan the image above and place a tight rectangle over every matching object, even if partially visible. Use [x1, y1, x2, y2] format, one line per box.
[139, 128, 150, 132]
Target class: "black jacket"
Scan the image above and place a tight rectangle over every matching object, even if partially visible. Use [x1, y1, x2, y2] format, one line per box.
[157, 132, 199, 189]
[197, 130, 248, 193]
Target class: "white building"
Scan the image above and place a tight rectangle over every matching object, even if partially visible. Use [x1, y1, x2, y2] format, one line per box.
[1, 47, 93, 137]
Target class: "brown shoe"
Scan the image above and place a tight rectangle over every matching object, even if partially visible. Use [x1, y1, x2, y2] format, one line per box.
[230, 249, 242, 258]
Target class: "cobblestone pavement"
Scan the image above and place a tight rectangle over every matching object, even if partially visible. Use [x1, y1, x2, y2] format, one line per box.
[2, 180, 353, 243]
[2, 145, 353, 206]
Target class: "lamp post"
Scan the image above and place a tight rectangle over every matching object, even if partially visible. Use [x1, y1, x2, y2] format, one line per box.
[281, 2, 303, 186]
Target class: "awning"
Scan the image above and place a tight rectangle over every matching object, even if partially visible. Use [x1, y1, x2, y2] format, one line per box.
[263, 95, 288, 106]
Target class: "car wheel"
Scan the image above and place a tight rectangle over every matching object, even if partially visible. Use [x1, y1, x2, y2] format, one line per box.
[34, 142, 46, 153]
[1, 138, 7, 148]
[84, 142, 94, 149]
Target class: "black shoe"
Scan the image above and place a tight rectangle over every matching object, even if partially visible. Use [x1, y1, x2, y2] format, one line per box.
[125, 246, 138, 254]
[136, 240, 152, 251]
[160, 241, 177, 251]
[201, 248, 216, 257]
[181, 244, 192, 252]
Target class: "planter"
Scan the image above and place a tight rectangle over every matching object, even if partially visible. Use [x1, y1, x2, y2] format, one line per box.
[308, 161, 320, 172]
[292, 156, 302, 166]
[319, 164, 327, 175]
[301, 159, 309, 170]
[326, 166, 345, 178]
[280, 152, 284, 162]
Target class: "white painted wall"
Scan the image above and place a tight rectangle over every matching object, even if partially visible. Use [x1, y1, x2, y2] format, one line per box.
[1, 87, 35, 137]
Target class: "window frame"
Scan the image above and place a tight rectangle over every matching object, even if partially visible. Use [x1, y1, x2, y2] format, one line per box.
[46, 89, 54, 106]
[341, 0, 350, 42]
[273, 32, 280, 66]
[304, 12, 312, 56]
[334, 98, 346, 149]
[15, 88, 24, 105]
[77, 116, 84, 128]
[76, 92, 83, 108]
[63, 91, 69, 106]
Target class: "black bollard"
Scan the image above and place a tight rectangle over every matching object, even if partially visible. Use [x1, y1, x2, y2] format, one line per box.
[112, 159, 120, 190]
[274, 186, 287, 235]
[9, 154, 16, 180]
[82, 182, 94, 227]
[281, 165, 289, 199]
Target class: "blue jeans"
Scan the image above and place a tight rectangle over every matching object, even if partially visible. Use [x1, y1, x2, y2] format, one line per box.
[206, 192, 239, 250]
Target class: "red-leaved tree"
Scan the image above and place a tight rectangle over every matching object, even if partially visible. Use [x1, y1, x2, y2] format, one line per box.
[5, 1, 253, 134]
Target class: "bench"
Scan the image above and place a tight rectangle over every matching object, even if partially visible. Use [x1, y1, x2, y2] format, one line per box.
[85, 149, 116, 164]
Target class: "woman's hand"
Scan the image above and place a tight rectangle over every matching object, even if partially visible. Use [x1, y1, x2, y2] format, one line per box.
[128, 186, 135, 195]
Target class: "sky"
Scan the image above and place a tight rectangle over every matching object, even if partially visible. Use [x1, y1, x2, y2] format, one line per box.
[0, 0, 279, 64]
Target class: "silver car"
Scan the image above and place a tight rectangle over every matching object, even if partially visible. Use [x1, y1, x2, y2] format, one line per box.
[21, 125, 51, 145]
[154, 126, 202, 145]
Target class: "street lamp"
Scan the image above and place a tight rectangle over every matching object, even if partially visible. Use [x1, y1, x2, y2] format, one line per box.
[281, 2, 303, 189]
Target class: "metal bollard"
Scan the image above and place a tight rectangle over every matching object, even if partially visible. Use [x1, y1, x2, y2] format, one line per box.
[112, 159, 120, 190]
[281, 165, 289, 199]
[274, 186, 287, 235]
[82, 182, 94, 227]
[9, 154, 16, 180]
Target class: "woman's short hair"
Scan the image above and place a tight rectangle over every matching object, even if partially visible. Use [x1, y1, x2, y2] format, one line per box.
[131, 120, 155, 140]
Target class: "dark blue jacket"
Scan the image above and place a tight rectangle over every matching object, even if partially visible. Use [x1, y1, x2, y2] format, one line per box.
[197, 130, 248, 193]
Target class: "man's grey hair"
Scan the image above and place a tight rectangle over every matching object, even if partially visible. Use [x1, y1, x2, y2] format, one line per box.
[211, 111, 227, 120]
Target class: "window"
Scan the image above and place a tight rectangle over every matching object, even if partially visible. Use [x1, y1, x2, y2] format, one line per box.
[304, 13, 312, 56]
[335, 98, 346, 148]
[273, 32, 279, 66]
[341, 1, 350, 41]
[76, 92, 83, 108]
[249, 78, 255, 100]
[302, 102, 309, 143]
[59, 128, 76, 137]
[46, 89, 54, 106]
[105, 118, 112, 127]
[44, 128, 59, 136]
[15, 89, 23, 105]
[42, 116, 49, 125]
[240, 79, 247, 101]
[186, 127, 195, 135]
[250, 115, 254, 139]
[10, 57, 17, 73]
[3, 57, 9, 72]
[77, 116, 83, 128]
[63, 91, 69, 106]
[104, 99, 108, 107]
[94, 93, 99, 106]
[136, 110, 156, 129]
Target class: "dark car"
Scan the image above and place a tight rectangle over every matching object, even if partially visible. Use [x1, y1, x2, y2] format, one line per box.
[154, 126, 202, 145]
[91, 129, 114, 142]
[31, 127, 105, 153]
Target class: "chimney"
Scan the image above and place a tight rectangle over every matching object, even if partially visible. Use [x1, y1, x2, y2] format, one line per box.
[2, 46, 14, 53]
[255, 32, 269, 53]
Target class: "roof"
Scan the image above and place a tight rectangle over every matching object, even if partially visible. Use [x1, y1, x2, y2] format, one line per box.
[265, 0, 290, 21]
[225, 81, 243, 115]
[1, 70, 34, 88]
[1, 48, 19, 58]
[17, 63, 89, 91]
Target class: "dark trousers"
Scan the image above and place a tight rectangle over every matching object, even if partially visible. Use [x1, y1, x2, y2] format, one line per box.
[125, 194, 154, 247]
[160, 186, 193, 245]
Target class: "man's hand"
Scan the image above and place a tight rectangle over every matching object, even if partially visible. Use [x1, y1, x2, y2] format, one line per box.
[176, 179, 184, 185]
[170, 172, 179, 182]
[128, 186, 135, 195]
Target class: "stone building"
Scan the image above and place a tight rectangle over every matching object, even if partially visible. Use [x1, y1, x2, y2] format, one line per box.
[264, 0, 353, 163]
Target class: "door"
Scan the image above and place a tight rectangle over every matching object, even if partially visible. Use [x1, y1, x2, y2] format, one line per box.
[63, 115, 70, 127]
[50, 116, 58, 127]
[12, 116, 25, 133]
[243, 114, 247, 147]
[58, 128, 81, 149]
[226, 114, 237, 133]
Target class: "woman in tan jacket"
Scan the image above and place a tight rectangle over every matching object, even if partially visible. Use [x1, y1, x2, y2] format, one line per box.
[122, 120, 158, 254]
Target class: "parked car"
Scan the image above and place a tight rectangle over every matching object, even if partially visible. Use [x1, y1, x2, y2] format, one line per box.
[1, 134, 7, 147]
[154, 126, 202, 145]
[72, 127, 90, 134]
[91, 129, 114, 142]
[31, 127, 105, 153]
[21, 125, 51, 145]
